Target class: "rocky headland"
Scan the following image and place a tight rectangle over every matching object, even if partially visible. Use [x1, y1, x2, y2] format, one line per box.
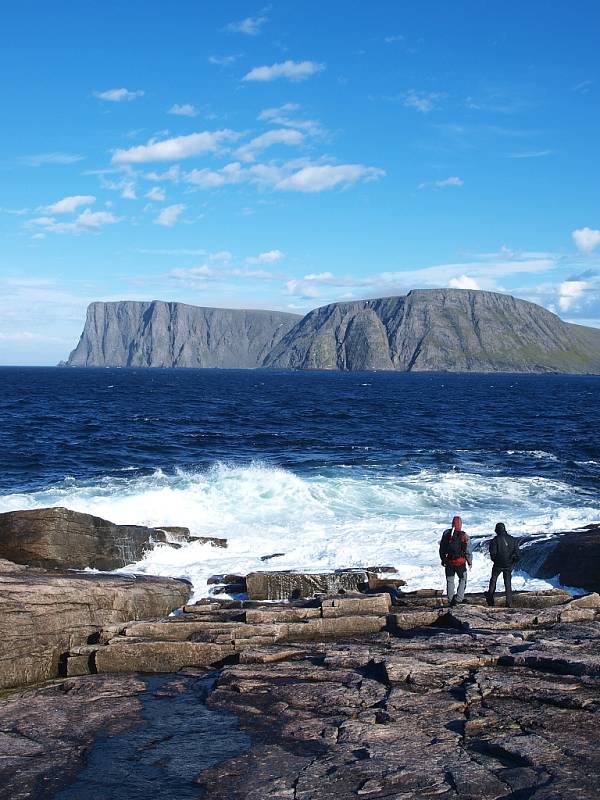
[64, 289, 600, 374]
[1, 507, 600, 799]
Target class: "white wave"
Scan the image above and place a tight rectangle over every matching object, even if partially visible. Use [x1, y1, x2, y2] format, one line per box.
[1, 462, 598, 600]
[506, 450, 559, 461]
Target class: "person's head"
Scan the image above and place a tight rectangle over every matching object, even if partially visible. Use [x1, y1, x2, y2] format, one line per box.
[495, 522, 507, 536]
[452, 515, 462, 531]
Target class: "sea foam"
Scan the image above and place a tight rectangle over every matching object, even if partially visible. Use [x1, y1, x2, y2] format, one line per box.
[1, 461, 597, 600]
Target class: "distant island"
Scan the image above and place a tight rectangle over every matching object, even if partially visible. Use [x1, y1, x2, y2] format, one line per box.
[64, 288, 600, 374]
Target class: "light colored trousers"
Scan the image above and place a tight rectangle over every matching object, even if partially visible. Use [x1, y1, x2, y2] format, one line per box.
[445, 565, 467, 602]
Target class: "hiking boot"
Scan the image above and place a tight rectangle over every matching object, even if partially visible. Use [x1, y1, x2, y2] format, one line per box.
[449, 597, 458, 607]
[484, 591, 495, 607]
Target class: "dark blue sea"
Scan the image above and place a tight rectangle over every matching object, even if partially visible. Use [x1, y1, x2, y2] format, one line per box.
[0, 367, 598, 595]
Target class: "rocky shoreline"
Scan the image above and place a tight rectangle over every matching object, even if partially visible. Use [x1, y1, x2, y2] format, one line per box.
[1, 508, 599, 799]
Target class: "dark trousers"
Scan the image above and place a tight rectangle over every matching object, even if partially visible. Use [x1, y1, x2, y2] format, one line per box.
[488, 565, 513, 606]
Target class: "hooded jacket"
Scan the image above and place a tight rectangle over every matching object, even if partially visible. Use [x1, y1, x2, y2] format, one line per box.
[489, 524, 520, 568]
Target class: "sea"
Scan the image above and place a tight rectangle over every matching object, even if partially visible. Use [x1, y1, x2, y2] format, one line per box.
[1, 367, 598, 600]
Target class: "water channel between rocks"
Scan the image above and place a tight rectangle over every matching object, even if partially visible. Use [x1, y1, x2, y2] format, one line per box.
[54, 672, 250, 800]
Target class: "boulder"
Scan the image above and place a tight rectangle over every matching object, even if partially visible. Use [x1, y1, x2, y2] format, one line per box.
[519, 525, 600, 593]
[245, 569, 373, 600]
[0, 507, 174, 570]
[0, 563, 190, 690]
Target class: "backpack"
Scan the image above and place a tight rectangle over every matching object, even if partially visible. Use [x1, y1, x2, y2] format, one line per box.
[444, 530, 466, 561]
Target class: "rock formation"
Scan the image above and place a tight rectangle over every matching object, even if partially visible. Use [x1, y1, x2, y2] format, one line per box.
[0, 560, 190, 690]
[265, 289, 600, 373]
[0, 507, 189, 570]
[66, 300, 301, 367]
[2, 585, 600, 798]
[519, 524, 600, 593]
[65, 290, 600, 373]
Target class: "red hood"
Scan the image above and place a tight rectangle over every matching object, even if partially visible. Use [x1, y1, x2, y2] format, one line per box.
[452, 515, 462, 532]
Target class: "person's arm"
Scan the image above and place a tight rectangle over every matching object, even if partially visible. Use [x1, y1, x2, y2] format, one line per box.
[511, 538, 521, 565]
[489, 537, 498, 562]
[464, 534, 473, 568]
[439, 532, 447, 565]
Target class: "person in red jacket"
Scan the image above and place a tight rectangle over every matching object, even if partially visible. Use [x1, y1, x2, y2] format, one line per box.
[439, 515, 473, 606]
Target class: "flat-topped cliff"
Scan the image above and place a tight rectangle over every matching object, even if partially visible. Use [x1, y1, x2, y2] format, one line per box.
[66, 301, 302, 368]
[65, 290, 600, 373]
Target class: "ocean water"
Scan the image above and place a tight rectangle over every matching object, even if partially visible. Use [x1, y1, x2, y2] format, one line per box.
[0, 367, 598, 599]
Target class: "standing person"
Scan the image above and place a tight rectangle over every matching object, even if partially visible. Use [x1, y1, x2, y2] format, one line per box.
[485, 522, 520, 607]
[439, 515, 473, 607]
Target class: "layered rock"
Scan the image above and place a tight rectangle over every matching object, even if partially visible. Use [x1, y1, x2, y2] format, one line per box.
[2, 586, 600, 798]
[265, 288, 600, 373]
[66, 300, 301, 368]
[0, 507, 187, 570]
[245, 569, 385, 600]
[0, 562, 190, 689]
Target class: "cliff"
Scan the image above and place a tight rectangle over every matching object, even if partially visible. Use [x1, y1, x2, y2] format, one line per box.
[66, 301, 302, 368]
[65, 290, 600, 373]
[264, 289, 600, 373]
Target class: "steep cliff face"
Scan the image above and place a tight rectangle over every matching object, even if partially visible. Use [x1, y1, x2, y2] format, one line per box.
[264, 289, 600, 373]
[65, 291, 600, 373]
[66, 301, 302, 368]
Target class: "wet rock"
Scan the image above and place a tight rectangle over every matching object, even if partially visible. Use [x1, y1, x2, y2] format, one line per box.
[0, 564, 190, 690]
[245, 569, 373, 600]
[193, 536, 228, 548]
[519, 525, 600, 593]
[0, 675, 146, 800]
[0, 506, 180, 570]
[95, 641, 233, 673]
[260, 552, 286, 561]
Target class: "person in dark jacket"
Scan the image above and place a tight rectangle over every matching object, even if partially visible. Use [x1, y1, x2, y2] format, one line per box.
[439, 515, 473, 607]
[485, 522, 520, 607]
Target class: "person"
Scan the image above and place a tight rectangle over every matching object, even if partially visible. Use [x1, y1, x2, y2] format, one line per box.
[439, 515, 472, 607]
[485, 522, 520, 607]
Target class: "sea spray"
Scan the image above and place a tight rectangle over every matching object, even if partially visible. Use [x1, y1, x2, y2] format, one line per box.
[1, 461, 597, 599]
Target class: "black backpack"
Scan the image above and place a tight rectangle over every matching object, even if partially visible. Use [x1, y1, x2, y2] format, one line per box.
[444, 530, 465, 561]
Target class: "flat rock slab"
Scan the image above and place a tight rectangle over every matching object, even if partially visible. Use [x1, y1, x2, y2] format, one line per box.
[245, 569, 375, 600]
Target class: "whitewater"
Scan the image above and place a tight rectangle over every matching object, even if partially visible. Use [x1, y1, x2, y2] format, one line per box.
[1, 460, 597, 599]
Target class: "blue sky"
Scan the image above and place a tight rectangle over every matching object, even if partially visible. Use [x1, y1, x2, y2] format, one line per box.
[1, 0, 599, 364]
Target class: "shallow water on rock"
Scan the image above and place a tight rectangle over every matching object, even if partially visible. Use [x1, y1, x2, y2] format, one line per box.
[54, 672, 250, 800]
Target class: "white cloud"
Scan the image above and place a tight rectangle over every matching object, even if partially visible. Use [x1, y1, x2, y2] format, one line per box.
[120, 181, 137, 200]
[44, 195, 96, 214]
[403, 90, 442, 113]
[258, 104, 324, 136]
[154, 204, 185, 227]
[168, 103, 198, 117]
[29, 208, 119, 234]
[225, 15, 267, 35]
[235, 129, 304, 162]
[558, 280, 588, 311]
[449, 275, 481, 290]
[246, 250, 284, 264]
[93, 87, 144, 102]
[183, 160, 384, 193]
[19, 152, 84, 167]
[420, 176, 464, 190]
[572, 227, 600, 253]
[304, 272, 334, 281]
[275, 164, 384, 192]
[507, 150, 555, 159]
[285, 279, 321, 299]
[209, 250, 233, 263]
[243, 60, 325, 82]
[436, 176, 463, 187]
[112, 130, 238, 164]
[384, 34, 404, 43]
[145, 186, 166, 202]
[208, 54, 239, 66]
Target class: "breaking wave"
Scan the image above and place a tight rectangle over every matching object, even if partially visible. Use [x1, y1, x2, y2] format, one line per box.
[1, 461, 597, 599]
